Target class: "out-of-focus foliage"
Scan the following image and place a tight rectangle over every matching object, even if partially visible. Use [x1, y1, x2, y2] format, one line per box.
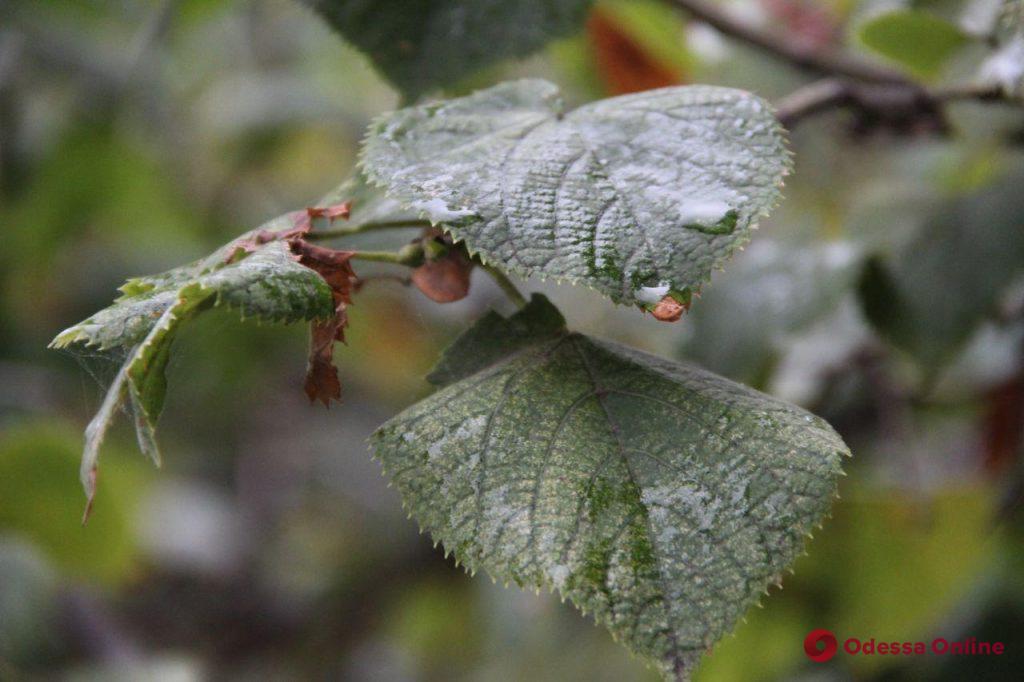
[858, 169, 1024, 374]
[857, 9, 970, 78]
[2, 0, 1024, 680]
[300, 0, 594, 98]
[0, 421, 146, 583]
[681, 239, 860, 385]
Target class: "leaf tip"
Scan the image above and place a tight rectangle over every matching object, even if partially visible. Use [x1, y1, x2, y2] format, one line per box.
[81, 468, 97, 526]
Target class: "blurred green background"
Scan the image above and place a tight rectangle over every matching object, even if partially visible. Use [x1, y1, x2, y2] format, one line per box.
[1, 0, 1023, 680]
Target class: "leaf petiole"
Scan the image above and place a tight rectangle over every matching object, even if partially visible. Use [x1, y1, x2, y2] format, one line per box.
[306, 219, 432, 241]
[481, 263, 528, 309]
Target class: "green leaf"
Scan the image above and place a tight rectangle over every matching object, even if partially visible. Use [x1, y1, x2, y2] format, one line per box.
[373, 295, 848, 680]
[361, 79, 789, 307]
[301, 0, 593, 98]
[857, 10, 969, 78]
[127, 240, 335, 425]
[858, 170, 1024, 372]
[51, 238, 335, 510]
[427, 294, 567, 386]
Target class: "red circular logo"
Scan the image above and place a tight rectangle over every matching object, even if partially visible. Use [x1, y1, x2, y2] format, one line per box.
[804, 629, 838, 662]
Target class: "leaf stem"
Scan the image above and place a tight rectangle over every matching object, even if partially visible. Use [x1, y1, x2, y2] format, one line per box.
[774, 77, 1013, 130]
[482, 263, 528, 309]
[350, 248, 420, 265]
[307, 219, 432, 241]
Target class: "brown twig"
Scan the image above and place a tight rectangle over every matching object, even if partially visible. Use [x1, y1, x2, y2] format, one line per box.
[668, 0, 907, 83]
[775, 78, 942, 130]
[668, 0, 1015, 130]
[775, 77, 1010, 131]
[773, 78, 850, 127]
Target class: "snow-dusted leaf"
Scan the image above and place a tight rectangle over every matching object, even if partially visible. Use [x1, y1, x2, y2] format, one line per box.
[50, 170, 420, 512]
[50, 227, 323, 352]
[125, 241, 335, 422]
[361, 79, 789, 308]
[373, 295, 847, 680]
[427, 293, 567, 385]
[51, 239, 334, 514]
[90, 170, 398, 342]
[301, 0, 593, 98]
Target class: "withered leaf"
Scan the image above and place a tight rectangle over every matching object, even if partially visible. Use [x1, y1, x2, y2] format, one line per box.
[305, 317, 344, 406]
[291, 240, 358, 311]
[289, 239, 358, 405]
[223, 211, 316, 264]
[306, 201, 352, 223]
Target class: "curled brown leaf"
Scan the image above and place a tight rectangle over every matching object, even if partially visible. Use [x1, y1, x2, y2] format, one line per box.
[304, 317, 344, 406]
[289, 240, 358, 406]
[290, 240, 358, 312]
[223, 211, 318, 264]
[306, 201, 352, 223]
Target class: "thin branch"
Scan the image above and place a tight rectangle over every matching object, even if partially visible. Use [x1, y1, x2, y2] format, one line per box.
[306, 218, 432, 241]
[930, 82, 1007, 102]
[664, 0, 1016, 130]
[481, 263, 528, 309]
[668, 0, 907, 84]
[354, 273, 411, 291]
[774, 78, 850, 128]
[775, 77, 1013, 130]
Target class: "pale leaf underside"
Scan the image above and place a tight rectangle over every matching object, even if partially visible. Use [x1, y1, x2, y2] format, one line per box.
[361, 79, 790, 306]
[373, 296, 847, 680]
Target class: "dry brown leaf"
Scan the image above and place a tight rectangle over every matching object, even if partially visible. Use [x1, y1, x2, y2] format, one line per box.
[304, 317, 344, 406]
[306, 201, 352, 223]
[289, 240, 358, 405]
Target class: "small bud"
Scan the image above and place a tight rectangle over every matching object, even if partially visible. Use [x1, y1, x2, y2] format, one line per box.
[651, 294, 686, 322]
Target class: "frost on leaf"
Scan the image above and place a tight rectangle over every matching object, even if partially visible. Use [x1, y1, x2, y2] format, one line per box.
[50, 218, 345, 516]
[361, 79, 789, 309]
[373, 295, 848, 680]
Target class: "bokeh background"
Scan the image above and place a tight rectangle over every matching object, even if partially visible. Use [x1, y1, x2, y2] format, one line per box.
[2, 1, 1023, 680]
